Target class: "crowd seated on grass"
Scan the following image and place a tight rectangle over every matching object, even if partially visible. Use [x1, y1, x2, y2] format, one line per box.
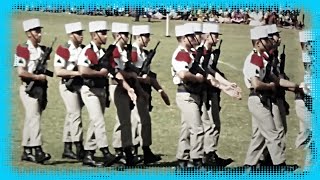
[14, 4, 305, 30]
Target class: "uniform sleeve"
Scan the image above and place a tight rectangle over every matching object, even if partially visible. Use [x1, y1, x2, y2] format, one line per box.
[13, 44, 29, 68]
[172, 51, 192, 73]
[77, 48, 98, 67]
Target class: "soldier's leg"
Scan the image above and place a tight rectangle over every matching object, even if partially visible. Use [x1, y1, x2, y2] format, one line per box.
[19, 85, 51, 163]
[81, 86, 119, 167]
[135, 94, 161, 164]
[277, 99, 288, 133]
[244, 115, 266, 166]
[59, 83, 82, 159]
[249, 96, 286, 165]
[295, 99, 312, 149]
[209, 92, 221, 151]
[112, 85, 141, 166]
[176, 92, 204, 167]
[130, 105, 141, 150]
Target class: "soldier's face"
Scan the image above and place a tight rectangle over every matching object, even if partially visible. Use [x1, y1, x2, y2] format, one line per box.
[258, 38, 271, 52]
[28, 28, 42, 43]
[96, 31, 108, 44]
[210, 33, 219, 45]
[119, 33, 129, 44]
[140, 34, 151, 47]
[272, 34, 281, 47]
[71, 31, 84, 44]
[184, 35, 196, 48]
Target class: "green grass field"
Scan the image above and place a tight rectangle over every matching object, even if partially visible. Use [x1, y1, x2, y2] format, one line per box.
[11, 11, 307, 171]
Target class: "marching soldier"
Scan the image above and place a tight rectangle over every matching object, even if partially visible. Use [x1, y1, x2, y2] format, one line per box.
[242, 26, 286, 169]
[77, 21, 136, 167]
[171, 24, 205, 168]
[14, 18, 51, 164]
[200, 23, 241, 166]
[129, 25, 170, 164]
[54, 22, 85, 160]
[295, 30, 313, 168]
[109, 22, 144, 166]
[184, 22, 241, 166]
[255, 24, 301, 167]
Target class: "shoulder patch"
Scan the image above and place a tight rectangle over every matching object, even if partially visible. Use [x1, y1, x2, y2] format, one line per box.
[112, 48, 121, 59]
[16, 44, 30, 60]
[175, 51, 192, 64]
[56, 45, 70, 60]
[85, 48, 98, 65]
[250, 53, 264, 68]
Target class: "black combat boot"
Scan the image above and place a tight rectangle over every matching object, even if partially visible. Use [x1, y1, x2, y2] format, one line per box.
[21, 147, 36, 162]
[34, 146, 51, 163]
[100, 147, 121, 167]
[82, 150, 103, 167]
[142, 146, 161, 165]
[124, 147, 143, 166]
[62, 142, 77, 159]
[74, 142, 85, 160]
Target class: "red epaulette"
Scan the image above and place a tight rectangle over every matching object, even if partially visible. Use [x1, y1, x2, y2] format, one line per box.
[131, 46, 138, 62]
[56, 45, 70, 60]
[175, 51, 192, 64]
[112, 47, 121, 59]
[16, 44, 30, 60]
[250, 53, 264, 68]
[85, 48, 98, 65]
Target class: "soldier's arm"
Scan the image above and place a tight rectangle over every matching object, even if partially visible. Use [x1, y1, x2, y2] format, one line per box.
[17, 66, 44, 81]
[270, 74, 298, 88]
[215, 71, 236, 86]
[118, 70, 137, 79]
[78, 65, 106, 78]
[251, 76, 275, 91]
[54, 66, 80, 78]
[177, 70, 203, 83]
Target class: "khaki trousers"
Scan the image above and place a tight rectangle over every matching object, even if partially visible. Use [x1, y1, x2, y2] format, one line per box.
[175, 92, 204, 160]
[59, 82, 83, 143]
[80, 85, 108, 150]
[19, 85, 42, 147]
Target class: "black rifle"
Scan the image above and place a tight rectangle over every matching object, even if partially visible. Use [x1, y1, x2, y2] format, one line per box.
[25, 37, 56, 94]
[279, 44, 286, 75]
[211, 39, 223, 69]
[139, 41, 160, 76]
[189, 44, 206, 77]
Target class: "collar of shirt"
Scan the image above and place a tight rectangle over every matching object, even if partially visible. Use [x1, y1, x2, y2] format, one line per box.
[26, 39, 38, 50]
[178, 45, 191, 53]
[67, 40, 78, 51]
[90, 41, 100, 53]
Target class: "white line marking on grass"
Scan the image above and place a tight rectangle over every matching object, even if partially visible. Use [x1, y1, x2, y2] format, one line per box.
[219, 61, 241, 71]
